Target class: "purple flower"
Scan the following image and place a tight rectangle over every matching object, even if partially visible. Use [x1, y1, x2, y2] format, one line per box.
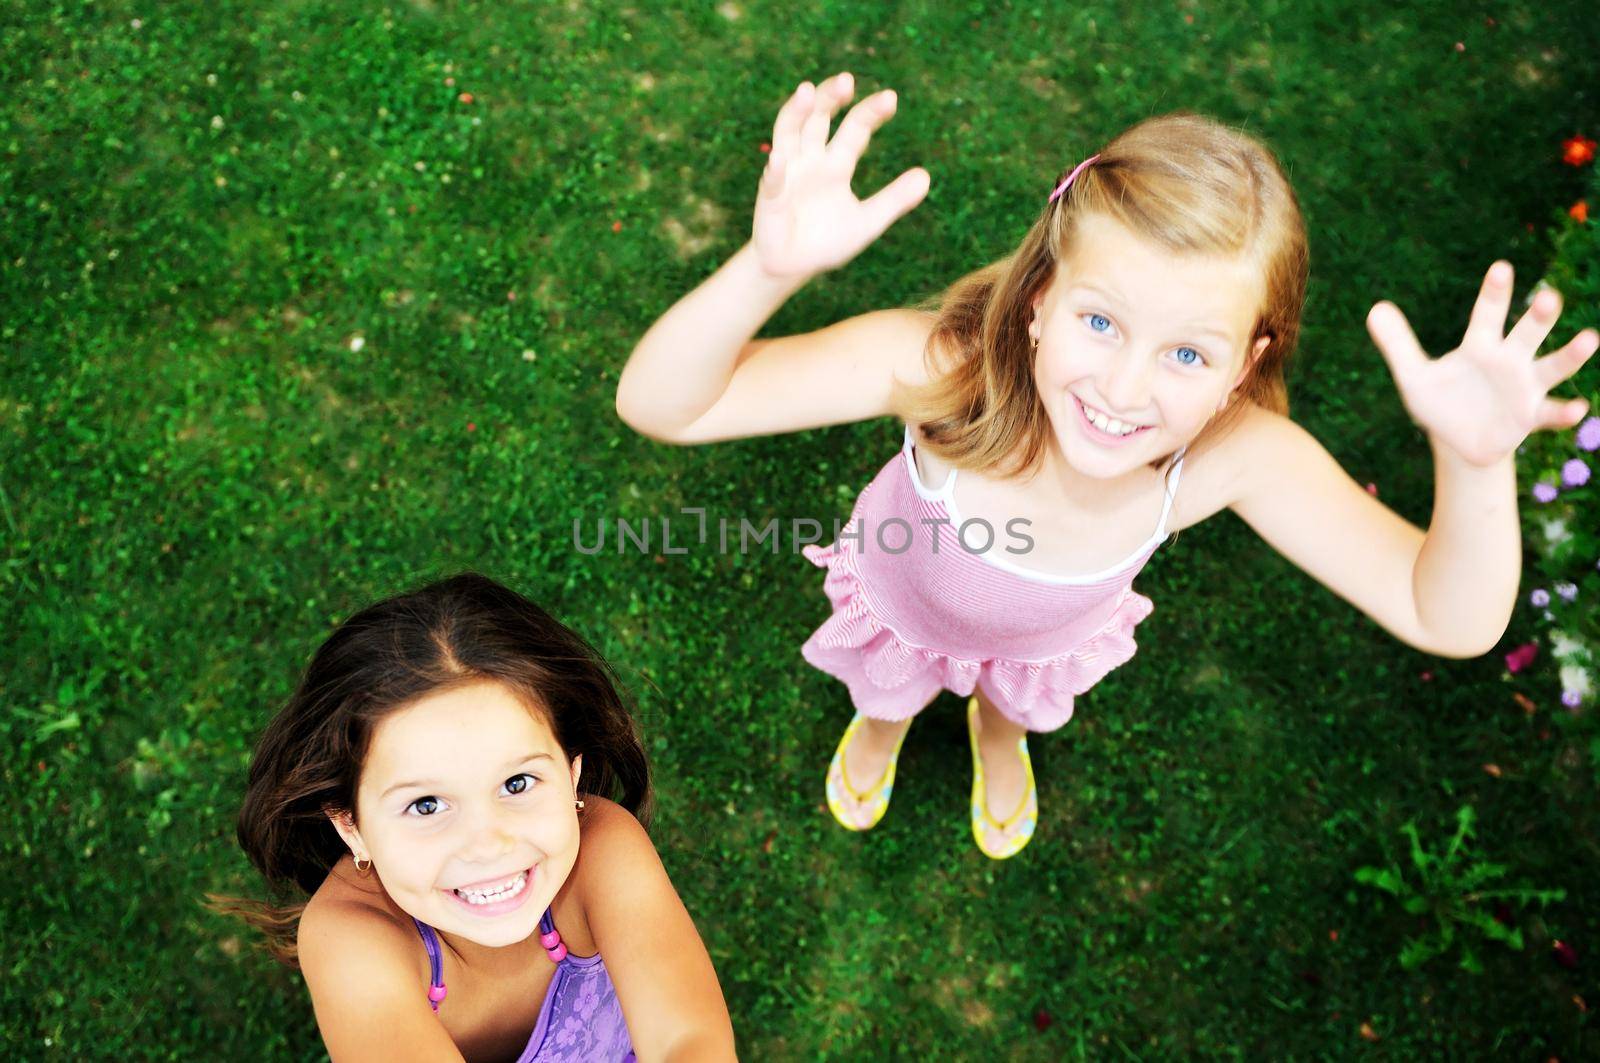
[1578, 416, 1600, 451]
[1534, 482, 1559, 503]
[1531, 588, 1551, 607]
[1563, 458, 1591, 488]
[1557, 581, 1579, 602]
[1563, 689, 1583, 708]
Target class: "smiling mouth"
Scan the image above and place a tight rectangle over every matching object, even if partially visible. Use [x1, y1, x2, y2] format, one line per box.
[449, 868, 530, 907]
[1073, 395, 1154, 439]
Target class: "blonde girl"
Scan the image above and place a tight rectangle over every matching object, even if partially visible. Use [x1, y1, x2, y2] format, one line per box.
[616, 72, 1597, 859]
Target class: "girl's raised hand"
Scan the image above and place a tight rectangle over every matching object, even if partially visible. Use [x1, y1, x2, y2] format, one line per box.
[752, 72, 931, 281]
[1366, 261, 1600, 466]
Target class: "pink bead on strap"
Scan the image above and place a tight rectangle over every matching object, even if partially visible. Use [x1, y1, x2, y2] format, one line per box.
[1048, 153, 1101, 204]
[537, 907, 567, 964]
[427, 983, 448, 1004]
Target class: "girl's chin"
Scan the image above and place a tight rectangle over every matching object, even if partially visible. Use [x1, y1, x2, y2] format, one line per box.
[431, 904, 545, 947]
[1052, 426, 1158, 477]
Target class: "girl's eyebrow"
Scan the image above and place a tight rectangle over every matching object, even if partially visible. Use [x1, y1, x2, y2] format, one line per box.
[380, 753, 555, 798]
[1069, 282, 1129, 307]
[1067, 283, 1234, 345]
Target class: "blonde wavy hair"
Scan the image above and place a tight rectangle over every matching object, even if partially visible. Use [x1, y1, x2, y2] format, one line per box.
[901, 111, 1310, 476]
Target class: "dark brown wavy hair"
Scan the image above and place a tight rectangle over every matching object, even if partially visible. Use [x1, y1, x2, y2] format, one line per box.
[219, 572, 652, 964]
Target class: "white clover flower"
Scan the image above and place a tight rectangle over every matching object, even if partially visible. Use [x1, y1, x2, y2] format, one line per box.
[1560, 664, 1593, 699]
[210, 115, 224, 131]
[349, 335, 365, 352]
[1550, 629, 1590, 663]
[1542, 518, 1572, 547]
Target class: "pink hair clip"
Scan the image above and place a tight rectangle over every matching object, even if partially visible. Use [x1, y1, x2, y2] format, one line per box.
[1048, 153, 1101, 204]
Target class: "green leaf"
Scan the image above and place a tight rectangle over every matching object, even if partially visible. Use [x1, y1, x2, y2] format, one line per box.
[1354, 866, 1405, 896]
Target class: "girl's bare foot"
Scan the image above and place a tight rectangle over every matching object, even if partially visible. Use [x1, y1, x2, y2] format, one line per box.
[835, 716, 911, 827]
[971, 692, 1035, 852]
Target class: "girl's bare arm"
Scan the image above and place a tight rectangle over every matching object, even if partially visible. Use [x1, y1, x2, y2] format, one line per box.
[615, 72, 931, 444]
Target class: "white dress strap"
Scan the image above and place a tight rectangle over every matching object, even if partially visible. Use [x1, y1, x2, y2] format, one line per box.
[902, 423, 958, 499]
[1153, 446, 1188, 539]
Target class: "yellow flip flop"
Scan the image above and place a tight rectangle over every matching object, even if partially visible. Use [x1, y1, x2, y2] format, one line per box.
[825, 714, 909, 831]
[967, 696, 1038, 859]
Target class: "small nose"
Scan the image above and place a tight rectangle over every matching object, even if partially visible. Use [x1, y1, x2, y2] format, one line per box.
[1100, 351, 1154, 416]
[458, 808, 516, 863]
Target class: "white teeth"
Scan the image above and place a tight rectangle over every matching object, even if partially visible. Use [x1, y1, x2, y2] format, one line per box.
[1081, 399, 1142, 437]
[455, 870, 527, 905]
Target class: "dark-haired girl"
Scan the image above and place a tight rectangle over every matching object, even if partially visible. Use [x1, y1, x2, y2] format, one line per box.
[235, 572, 734, 1062]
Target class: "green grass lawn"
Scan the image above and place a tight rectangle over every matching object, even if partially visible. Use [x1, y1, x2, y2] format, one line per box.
[6, 0, 1600, 1057]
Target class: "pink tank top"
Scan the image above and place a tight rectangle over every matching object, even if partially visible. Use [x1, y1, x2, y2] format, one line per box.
[800, 425, 1185, 730]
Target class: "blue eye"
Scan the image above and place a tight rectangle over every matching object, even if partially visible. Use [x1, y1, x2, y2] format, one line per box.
[1172, 346, 1205, 367]
[408, 795, 441, 817]
[502, 773, 537, 795]
[1083, 313, 1113, 334]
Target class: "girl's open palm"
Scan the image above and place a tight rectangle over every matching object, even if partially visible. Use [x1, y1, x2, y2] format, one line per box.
[752, 72, 931, 280]
[1367, 261, 1600, 466]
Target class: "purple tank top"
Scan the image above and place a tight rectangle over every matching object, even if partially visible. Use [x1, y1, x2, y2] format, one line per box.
[412, 909, 635, 1062]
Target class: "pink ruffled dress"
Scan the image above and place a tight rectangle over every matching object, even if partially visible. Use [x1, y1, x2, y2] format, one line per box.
[800, 425, 1185, 732]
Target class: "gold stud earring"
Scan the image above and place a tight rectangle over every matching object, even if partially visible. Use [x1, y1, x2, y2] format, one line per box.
[574, 799, 586, 811]
[354, 854, 372, 874]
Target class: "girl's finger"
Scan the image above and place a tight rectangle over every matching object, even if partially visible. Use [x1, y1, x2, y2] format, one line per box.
[758, 152, 787, 199]
[858, 166, 931, 240]
[827, 89, 898, 171]
[1535, 394, 1590, 432]
[1533, 328, 1600, 391]
[1463, 260, 1513, 343]
[799, 72, 854, 153]
[1505, 285, 1564, 357]
[1365, 300, 1429, 382]
[770, 81, 813, 163]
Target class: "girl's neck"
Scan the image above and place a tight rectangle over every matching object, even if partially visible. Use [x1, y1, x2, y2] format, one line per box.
[1033, 432, 1162, 514]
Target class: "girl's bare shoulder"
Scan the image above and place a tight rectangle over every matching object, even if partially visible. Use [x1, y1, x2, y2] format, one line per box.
[571, 796, 655, 878]
[299, 858, 416, 961]
[297, 860, 463, 1058]
[1166, 403, 1295, 532]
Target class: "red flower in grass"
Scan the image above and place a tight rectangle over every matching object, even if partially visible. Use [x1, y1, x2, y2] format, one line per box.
[1563, 135, 1597, 167]
[1553, 939, 1579, 969]
[1572, 201, 1589, 224]
[458, 92, 474, 105]
[1032, 1008, 1053, 1032]
[1505, 642, 1538, 673]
